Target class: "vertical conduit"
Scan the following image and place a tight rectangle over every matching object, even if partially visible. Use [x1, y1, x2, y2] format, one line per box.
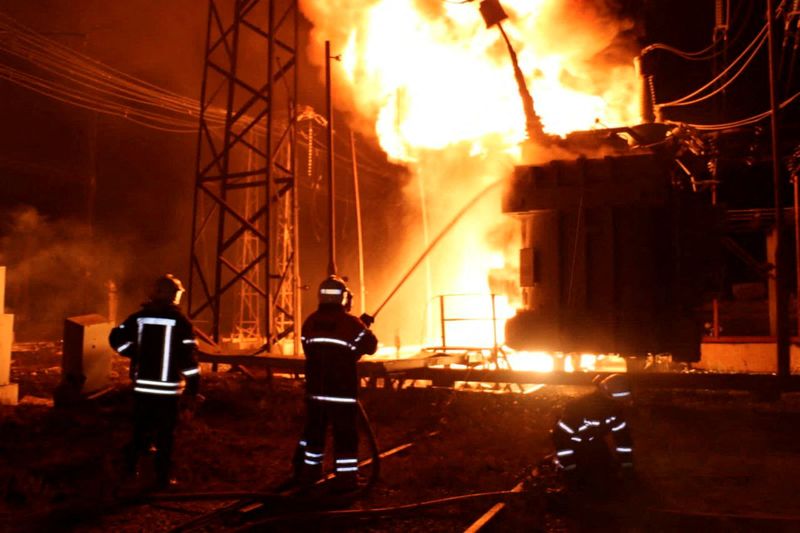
[767, 0, 790, 384]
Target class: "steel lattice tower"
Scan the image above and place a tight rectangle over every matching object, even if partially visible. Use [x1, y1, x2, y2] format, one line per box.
[189, 0, 300, 355]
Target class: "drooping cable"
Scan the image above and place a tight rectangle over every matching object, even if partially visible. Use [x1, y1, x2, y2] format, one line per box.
[658, 29, 768, 108]
[641, 41, 723, 62]
[0, 10, 231, 131]
[641, 0, 753, 62]
[0, 12, 208, 109]
[676, 88, 800, 130]
[657, 24, 768, 109]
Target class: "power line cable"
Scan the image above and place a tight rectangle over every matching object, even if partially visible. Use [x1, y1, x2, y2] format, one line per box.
[676, 88, 800, 130]
[642, 0, 754, 62]
[0, 9, 402, 185]
[657, 24, 768, 108]
[658, 30, 768, 108]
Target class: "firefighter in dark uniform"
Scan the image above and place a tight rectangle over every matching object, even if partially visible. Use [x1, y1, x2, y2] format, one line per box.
[294, 275, 378, 491]
[109, 274, 200, 488]
[551, 373, 634, 490]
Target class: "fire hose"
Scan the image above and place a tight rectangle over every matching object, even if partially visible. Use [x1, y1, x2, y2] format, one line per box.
[230, 490, 530, 532]
[174, 177, 505, 526]
[194, 177, 504, 352]
[222, 460, 547, 532]
[148, 428, 444, 532]
[370, 178, 504, 319]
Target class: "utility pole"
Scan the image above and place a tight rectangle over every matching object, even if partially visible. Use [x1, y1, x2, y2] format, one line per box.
[326, 40, 337, 276]
[767, 0, 790, 386]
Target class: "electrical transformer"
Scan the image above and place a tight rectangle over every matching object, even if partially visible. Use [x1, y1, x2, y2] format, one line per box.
[503, 143, 720, 361]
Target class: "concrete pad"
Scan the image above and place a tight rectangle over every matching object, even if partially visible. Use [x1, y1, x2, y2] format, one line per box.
[0, 383, 18, 406]
[697, 342, 800, 373]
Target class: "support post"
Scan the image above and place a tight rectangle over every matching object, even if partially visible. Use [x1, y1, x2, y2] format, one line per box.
[326, 40, 337, 276]
[767, 0, 790, 384]
[440, 295, 447, 352]
[0, 267, 18, 405]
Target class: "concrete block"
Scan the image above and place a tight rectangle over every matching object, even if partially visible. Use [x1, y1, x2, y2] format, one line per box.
[62, 314, 114, 394]
[697, 341, 800, 373]
[0, 383, 18, 406]
[0, 313, 13, 386]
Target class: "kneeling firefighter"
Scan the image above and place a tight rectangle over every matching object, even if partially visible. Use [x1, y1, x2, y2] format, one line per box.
[551, 374, 634, 489]
[294, 275, 378, 491]
[109, 274, 200, 488]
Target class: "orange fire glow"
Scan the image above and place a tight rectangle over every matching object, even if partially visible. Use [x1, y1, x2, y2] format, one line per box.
[300, 0, 641, 359]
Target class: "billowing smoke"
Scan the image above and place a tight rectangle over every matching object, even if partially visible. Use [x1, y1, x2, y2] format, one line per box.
[0, 207, 129, 340]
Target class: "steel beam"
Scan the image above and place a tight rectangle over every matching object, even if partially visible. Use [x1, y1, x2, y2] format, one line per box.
[190, 0, 299, 352]
[195, 351, 800, 392]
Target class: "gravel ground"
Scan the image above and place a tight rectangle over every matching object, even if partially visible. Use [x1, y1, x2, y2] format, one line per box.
[3, 344, 800, 532]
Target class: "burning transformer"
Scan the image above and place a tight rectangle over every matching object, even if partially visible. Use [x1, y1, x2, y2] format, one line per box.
[502, 124, 729, 362]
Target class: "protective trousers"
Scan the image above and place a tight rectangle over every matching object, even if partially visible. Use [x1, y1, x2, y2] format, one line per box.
[296, 398, 359, 485]
[126, 394, 179, 483]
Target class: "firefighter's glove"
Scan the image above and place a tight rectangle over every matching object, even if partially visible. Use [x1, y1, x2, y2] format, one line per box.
[359, 313, 375, 327]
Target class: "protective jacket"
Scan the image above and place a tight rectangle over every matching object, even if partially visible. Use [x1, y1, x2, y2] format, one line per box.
[552, 389, 633, 471]
[109, 302, 199, 396]
[301, 304, 378, 402]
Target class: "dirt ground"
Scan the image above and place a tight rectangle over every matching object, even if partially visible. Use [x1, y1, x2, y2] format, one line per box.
[3, 343, 800, 532]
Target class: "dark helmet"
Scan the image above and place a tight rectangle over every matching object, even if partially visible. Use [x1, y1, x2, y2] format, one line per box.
[318, 275, 352, 309]
[595, 373, 631, 400]
[151, 274, 185, 305]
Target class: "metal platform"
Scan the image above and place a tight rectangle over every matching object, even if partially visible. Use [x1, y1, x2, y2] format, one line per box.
[197, 350, 800, 392]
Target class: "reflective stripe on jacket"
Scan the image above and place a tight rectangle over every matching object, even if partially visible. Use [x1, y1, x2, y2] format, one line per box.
[109, 303, 199, 396]
[301, 305, 378, 399]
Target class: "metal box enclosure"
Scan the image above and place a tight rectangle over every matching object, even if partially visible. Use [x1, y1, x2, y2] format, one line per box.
[502, 153, 718, 361]
[62, 314, 114, 393]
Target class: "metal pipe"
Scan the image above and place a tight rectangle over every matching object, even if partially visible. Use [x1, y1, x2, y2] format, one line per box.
[767, 0, 790, 383]
[440, 295, 447, 352]
[292, 6, 301, 358]
[350, 129, 366, 315]
[266, 0, 277, 347]
[794, 170, 800, 338]
[107, 280, 118, 324]
[491, 294, 498, 362]
[712, 169, 720, 337]
[213, 3, 243, 344]
[325, 40, 336, 276]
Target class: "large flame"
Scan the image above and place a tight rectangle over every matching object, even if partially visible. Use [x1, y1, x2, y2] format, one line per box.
[300, 0, 641, 357]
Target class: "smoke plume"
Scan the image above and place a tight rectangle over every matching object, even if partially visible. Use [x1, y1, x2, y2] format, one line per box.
[0, 207, 129, 340]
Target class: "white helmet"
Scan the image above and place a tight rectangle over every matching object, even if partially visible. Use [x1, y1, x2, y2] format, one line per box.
[318, 275, 352, 309]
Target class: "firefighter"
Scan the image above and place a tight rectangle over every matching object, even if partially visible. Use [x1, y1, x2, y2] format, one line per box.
[551, 373, 634, 490]
[294, 275, 378, 492]
[109, 274, 200, 488]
